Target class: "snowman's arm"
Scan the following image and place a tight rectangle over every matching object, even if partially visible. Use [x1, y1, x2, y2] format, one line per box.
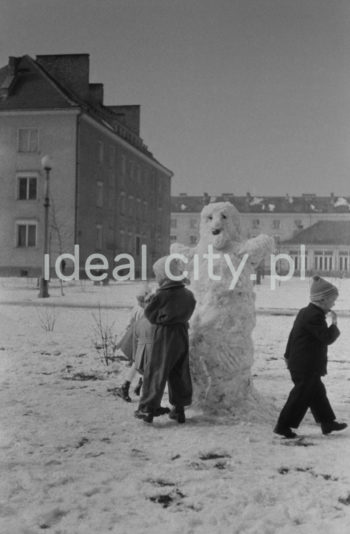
[238, 235, 275, 267]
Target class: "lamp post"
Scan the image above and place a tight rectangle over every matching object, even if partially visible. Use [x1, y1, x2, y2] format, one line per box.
[38, 155, 52, 298]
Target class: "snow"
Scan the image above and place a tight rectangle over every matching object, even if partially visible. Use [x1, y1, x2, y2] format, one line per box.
[334, 197, 350, 209]
[1, 276, 350, 534]
[249, 197, 264, 206]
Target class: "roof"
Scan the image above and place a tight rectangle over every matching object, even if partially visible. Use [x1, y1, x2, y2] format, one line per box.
[282, 221, 350, 246]
[171, 194, 350, 214]
[0, 55, 172, 174]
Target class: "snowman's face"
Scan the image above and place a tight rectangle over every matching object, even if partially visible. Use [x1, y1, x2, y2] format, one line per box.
[200, 202, 241, 251]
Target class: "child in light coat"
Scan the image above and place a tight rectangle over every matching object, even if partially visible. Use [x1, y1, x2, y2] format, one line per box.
[115, 284, 152, 401]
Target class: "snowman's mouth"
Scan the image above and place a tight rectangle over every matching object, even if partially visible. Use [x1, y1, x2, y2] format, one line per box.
[212, 229, 222, 236]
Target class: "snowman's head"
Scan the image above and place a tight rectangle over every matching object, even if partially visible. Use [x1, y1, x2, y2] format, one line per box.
[200, 202, 241, 250]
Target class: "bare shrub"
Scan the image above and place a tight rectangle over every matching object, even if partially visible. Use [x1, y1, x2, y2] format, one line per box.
[92, 306, 118, 366]
[37, 306, 58, 332]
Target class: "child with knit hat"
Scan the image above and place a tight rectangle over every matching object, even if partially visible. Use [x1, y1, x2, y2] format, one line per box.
[274, 275, 347, 438]
[134, 255, 196, 423]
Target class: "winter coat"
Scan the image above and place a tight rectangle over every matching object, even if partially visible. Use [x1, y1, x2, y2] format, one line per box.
[133, 315, 156, 374]
[139, 281, 196, 410]
[115, 305, 143, 362]
[284, 302, 340, 376]
[144, 280, 196, 327]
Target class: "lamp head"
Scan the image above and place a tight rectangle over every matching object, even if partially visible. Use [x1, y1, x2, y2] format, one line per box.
[41, 155, 52, 171]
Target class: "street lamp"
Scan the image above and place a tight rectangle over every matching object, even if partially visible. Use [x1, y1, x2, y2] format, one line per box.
[38, 155, 52, 298]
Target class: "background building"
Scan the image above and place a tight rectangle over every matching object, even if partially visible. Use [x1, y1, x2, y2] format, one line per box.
[171, 193, 350, 276]
[279, 220, 350, 277]
[0, 54, 173, 277]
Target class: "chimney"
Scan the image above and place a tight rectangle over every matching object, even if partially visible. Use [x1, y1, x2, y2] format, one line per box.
[36, 54, 90, 99]
[89, 83, 104, 105]
[107, 105, 140, 135]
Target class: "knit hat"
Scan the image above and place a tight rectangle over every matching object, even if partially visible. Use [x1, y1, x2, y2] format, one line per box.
[153, 255, 185, 284]
[310, 275, 338, 302]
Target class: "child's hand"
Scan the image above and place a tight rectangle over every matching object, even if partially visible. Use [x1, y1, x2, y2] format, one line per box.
[330, 310, 337, 325]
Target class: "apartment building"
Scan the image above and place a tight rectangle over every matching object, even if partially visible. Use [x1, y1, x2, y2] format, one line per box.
[0, 54, 173, 277]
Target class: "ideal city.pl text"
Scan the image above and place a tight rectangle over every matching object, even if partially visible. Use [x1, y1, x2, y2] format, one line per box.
[44, 244, 306, 290]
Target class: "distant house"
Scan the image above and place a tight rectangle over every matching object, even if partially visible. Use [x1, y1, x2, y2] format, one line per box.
[0, 54, 173, 277]
[279, 221, 350, 276]
[171, 193, 350, 249]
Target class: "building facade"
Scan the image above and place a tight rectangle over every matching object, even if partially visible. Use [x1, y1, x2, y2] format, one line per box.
[0, 54, 172, 277]
[171, 193, 350, 275]
[278, 221, 350, 277]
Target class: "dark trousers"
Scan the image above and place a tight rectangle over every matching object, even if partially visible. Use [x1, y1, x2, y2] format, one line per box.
[139, 324, 193, 412]
[277, 372, 335, 429]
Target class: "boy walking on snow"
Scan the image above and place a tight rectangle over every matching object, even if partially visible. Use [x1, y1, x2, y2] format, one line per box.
[135, 256, 196, 424]
[274, 275, 347, 439]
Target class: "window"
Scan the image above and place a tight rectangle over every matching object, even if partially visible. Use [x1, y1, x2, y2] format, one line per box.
[128, 195, 134, 216]
[339, 252, 349, 272]
[17, 175, 37, 200]
[108, 145, 115, 167]
[190, 219, 198, 229]
[314, 251, 333, 272]
[171, 219, 177, 229]
[108, 188, 114, 210]
[136, 198, 141, 220]
[136, 165, 141, 185]
[252, 219, 260, 229]
[190, 235, 197, 245]
[272, 220, 280, 229]
[96, 225, 103, 250]
[170, 235, 177, 243]
[120, 192, 126, 215]
[18, 128, 39, 153]
[119, 230, 125, 250]
[108, 171, 114, 187]
[97, 182, 103, 207]
[97, 141, 104, 164]
[135, 236, 141, 256]
[16, 222, 37, 247]
[324, 252, 333, 272]
[121, 154, 126, 175]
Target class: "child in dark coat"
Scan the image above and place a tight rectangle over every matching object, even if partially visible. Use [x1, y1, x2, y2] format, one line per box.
[274, 275, 347, 438]
[135, 256, 196, 423]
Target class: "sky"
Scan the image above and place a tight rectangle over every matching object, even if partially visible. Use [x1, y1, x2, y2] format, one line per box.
[1, 0, 350, 197]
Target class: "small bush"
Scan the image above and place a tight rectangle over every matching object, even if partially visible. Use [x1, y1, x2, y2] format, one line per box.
[91, 306, 118, 366]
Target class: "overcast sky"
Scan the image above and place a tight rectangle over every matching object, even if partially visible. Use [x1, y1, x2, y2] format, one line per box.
[1, 0, 350, 196]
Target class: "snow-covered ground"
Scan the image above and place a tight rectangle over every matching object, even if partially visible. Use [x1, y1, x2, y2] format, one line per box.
[1, 276, 350, 534]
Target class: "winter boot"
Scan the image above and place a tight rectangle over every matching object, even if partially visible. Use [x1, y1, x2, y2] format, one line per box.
[134, 408, 153, 423]
[134, 377, 143, 396]
[169, 406, 186, 424]
[154, 406, 171, 416]
[273, 424, 297, 439]
[321, 421, 347, 435]
[116, 381, 131, 402]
